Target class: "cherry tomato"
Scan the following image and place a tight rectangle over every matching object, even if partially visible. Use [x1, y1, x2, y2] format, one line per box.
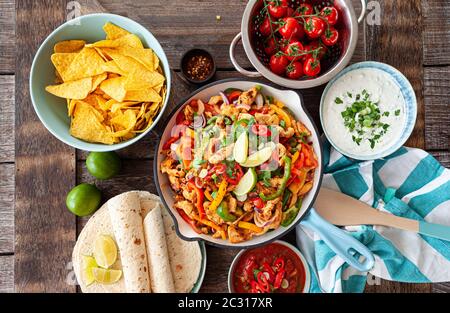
[285, 41, 304, 61]
[264, 37, 277, 55]
[304, 16, 325, 39]
[286, 7, 294, 17]
[279, 17, 304, 40]
[295, 3, 313, 16]
[251, 197, 264, 209]
[320, 6, 339, 25]
[303, 57, 321, 77]
[278, 38, 291, 53]
[269, 53, 289, 75]
[286, 61, 303, 79]
[267, 0, 289, 19]
[304, 41, 327, 60]
[259, 17, 272, 37]
[321, 26, 339, 46]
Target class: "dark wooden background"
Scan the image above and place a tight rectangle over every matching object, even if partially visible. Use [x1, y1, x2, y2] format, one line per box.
[0, 0, 449, 293]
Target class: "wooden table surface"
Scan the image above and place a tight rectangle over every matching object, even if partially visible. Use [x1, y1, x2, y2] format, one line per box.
[1, 0, 449, 293]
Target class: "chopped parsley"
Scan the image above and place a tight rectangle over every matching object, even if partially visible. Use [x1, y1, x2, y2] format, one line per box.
[258, 170, 272, 187]
[334, 97, 343, 104]
[395, 109, 401, 116]
[339, 90, 394, 149]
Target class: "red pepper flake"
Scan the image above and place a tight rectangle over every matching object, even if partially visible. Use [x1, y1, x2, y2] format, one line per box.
[186, 55, 213, 81]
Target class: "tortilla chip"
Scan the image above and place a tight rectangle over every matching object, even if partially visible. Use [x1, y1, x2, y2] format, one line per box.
[116, 46, 157, 72]
[46, 77, 92, 99]
[91, 73, 108, 92]
[101, 60, 125, 75]
[124, 87, 162, 102]
[86, 34, 143, 49]
[70, 101, 116, 144]
[111, 109, 137, 137]
[51, 53, 77, 82]
[99, 77, 127, 102]
[63, 47, 106, 81]
[54, 40, 86, 53]
[103, 22, 131, 40]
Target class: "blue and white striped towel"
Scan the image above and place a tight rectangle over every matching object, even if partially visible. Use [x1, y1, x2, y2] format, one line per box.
[296, 140, 450, 293]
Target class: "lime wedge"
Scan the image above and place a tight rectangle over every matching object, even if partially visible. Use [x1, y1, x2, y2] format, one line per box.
[233, 168, 257, 196]
[94, 235, 118, 269]
[92, 268, 122, 284]
[240, 146, 274, 167]
[233, 131, 248, 163]
[82, 255, 98, 286]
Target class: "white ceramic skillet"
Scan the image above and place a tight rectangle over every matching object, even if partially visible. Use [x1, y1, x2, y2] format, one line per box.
[154, 79, 374, 272]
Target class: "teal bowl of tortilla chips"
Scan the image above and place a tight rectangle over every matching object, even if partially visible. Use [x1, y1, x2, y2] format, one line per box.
[30, 13, 171, 152]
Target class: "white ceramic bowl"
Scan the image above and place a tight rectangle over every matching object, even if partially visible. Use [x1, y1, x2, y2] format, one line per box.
[227, 240, 311, 293]
[154, 79, 323, 248]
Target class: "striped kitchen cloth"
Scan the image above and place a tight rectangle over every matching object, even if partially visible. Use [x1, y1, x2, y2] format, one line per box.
[296, 140, 450, 293]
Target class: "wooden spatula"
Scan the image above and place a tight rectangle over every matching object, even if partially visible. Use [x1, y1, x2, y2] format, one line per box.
[314, 188, 450, 242]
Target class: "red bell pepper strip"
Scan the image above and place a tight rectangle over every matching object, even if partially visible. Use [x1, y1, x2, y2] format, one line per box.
[251, 197, 264, 209]
[225, 163, 244, 185]
[227, 90, 242, 103]
[162, 135, 180, 150]
[187, 181, 206, 219]
[176, 209, 201, 234]
[273, 268, 286, 290]
[262, 262, 276, 284]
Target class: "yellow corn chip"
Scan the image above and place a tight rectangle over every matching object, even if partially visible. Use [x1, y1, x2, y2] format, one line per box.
[91, 73, 108, 92]
[63, 47, 106, 81]
[86, 34, 143, 49]
[99, 77, 127, 102]
[51, 53, 77, 82]
[115, 46, 156, 71]
[103, 22, 131, 40]
[110, 109, 137, 137]
[124, 87, 162, 102]
[45, 77, 92, 99]
[101, 60, 125, 75]
[54, 40, 86, 53]
[70, 101, 116, 144]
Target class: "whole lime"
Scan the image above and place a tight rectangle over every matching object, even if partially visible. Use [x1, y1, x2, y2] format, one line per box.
[86, 151, 121, 180]
[66, 183, 102, 217]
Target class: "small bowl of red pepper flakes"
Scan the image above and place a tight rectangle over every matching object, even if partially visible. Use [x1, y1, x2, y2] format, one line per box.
[228, 240, 311, 293]
[181, 48, 216, 84]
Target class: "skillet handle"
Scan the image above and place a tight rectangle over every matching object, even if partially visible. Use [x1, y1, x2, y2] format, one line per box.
[229, 33, 262, 78]
[301, 208, 374, 272]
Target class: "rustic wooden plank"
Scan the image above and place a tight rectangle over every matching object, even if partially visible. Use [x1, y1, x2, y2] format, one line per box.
[0, 75, 14, 163]
[0, 0, 15, 73]
[100, 0, 250, 70]
[422, 0, 450, 66]
[365, 281, 432, 293]
[0, 164, 14, 254]
[424, 66, 450, 150]
[0, 255, 14, 293]
[431, 151, 450, 168]
[15, 0, 77, 293]
[366, 0, 425, 150]
[433, 282, 450, 293]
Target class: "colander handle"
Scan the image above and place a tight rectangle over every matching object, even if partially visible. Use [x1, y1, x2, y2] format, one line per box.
[357, 0, 368, 23]
[229, 33, 262, 78]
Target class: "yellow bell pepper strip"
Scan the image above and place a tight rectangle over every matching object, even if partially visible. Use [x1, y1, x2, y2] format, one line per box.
[270, 105, 291, 128]
[209, 179, 228, 212]
[291, 151, 300, 164]
[204, 189, 214, 202]
[192, 215, 226, 240]
[238, 221, 263, 233]
[259, 156, 291, 201]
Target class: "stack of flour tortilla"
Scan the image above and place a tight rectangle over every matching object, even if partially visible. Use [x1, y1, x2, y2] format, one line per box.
[72, 191, 203, 293]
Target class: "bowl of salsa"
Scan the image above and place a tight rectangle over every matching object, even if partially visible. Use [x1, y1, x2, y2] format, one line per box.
[228, 241, 310, 293]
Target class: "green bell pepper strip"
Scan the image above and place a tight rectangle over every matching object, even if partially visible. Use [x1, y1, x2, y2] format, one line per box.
[216, 202, 237, 222]
[281, 189, 292, 212]
[281, 198, 302, 227]
[259, 156, 291, 201]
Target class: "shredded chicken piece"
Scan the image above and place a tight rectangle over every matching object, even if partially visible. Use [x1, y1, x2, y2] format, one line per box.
[295, 120, 312, 137]
[182, 188, 196, 202]
[208, 143, 234, 164]
[258, 197, 281, 221]
[277, 143, 286, 165]
[275, 126, 295, 138]
[228, 225, 252, 243]
[208, 95, 223, 105]
[184, 104, 195, 121]
[220, 104, 240, 117]
[243, 200, 253, 212]
[227, 196, 237, 213]
[255, 113, 279, 125]
[237, 87, 258, 106]
[174, 201, 194, 216]
[238, 113, 253, 121]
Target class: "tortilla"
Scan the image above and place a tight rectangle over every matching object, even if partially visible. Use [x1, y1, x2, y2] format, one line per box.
[143, 204, 175, 293]
[72, 191, 202, 293]
[107, 192, 151, 293]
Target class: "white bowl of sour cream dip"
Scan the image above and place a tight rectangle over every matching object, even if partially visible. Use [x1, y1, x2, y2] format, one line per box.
[320, 61, 417, 160]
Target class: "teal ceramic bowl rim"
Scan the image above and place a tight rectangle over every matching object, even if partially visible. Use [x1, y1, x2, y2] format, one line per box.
[319, 61, 417, 161]
[30, 13, 171, 152]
